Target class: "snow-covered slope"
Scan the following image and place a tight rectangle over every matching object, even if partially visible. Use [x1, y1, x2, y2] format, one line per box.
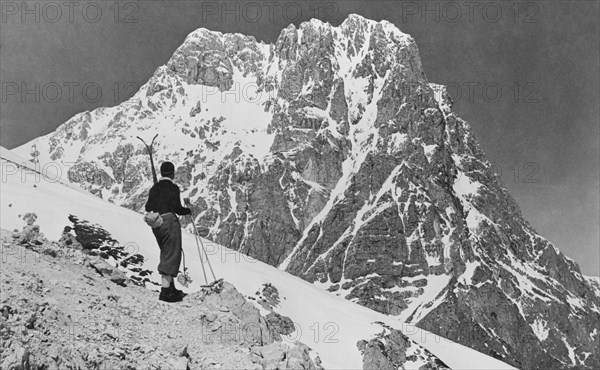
[1, 147, 516, 369]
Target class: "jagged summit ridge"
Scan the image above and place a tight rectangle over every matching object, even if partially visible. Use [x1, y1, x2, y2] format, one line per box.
[14, 14, 600, 370]
[164, 13, 420, 94]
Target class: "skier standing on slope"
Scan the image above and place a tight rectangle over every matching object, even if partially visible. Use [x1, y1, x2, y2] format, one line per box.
[145, 161, 191, 302]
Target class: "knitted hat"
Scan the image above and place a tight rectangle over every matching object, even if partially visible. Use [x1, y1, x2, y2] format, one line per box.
[160, 161, 175, 176]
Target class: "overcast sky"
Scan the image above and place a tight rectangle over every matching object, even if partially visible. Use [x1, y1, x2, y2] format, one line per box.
[1, 0, 598, 275]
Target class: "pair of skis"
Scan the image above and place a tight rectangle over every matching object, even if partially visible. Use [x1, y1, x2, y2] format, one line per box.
[137, 135, 217, 286]
[137, 134, 159, 184]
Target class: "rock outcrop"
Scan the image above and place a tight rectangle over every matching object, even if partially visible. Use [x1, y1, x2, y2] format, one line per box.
[0, 228, 322, 370]
[357, 322, 449, 370]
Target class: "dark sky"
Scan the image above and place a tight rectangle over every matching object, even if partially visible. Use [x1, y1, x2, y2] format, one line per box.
[1, 0, 598, 275]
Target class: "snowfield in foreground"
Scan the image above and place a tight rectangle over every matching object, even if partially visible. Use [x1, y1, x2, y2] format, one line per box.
[0, 146, 516, 369]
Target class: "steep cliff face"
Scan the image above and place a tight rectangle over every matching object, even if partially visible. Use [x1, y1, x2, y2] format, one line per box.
[16, 14, 599, 369]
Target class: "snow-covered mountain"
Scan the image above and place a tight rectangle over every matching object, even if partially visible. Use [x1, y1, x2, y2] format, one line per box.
[1, 146, 517, 369]
[13, 14, 600, 369]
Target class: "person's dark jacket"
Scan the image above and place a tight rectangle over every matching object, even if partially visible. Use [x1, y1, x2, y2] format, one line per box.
[145, 178, 191, 216]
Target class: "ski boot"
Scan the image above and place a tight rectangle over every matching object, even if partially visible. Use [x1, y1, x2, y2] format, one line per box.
[159, 287, 183, 303]
[170, 281, 187, 299]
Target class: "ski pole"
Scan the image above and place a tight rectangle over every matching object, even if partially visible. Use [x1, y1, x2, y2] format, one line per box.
[189, 213, 208, 285]
[188, 207, 216, 281]
[197, 226, 217, 281]
[185, 201, 217, 283]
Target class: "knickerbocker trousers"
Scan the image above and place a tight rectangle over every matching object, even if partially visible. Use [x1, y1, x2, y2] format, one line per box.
[151, 213, 181, 277]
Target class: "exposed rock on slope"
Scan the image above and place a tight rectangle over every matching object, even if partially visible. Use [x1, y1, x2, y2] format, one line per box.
[0, 228, 322, 370]
[357, 322, 449, 370]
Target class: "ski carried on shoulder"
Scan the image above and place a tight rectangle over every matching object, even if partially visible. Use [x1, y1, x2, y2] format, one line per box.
[136, 134, 159, 184]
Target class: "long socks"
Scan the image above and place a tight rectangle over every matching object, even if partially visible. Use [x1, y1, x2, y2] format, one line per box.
[161, 275, 172, 288]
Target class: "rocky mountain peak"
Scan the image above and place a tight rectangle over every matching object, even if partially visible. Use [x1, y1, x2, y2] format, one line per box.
[162, 13, 421, 96]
